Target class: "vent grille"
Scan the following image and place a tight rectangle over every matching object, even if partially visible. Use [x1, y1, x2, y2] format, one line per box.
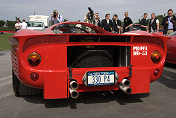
[69, 35, 131, 42]
[22, 35, 66, 52]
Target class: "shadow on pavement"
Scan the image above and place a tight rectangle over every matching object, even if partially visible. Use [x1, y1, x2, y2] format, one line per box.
[165, 63, 176, 69]
[158, 63, 176, 89]
[0, 52, 5, 56]
[23, 91, 149, 109]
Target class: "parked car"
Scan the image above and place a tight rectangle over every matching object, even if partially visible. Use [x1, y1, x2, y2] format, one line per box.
[28, 15, 49, 27]
[27, 21, 45, 31]
[132, 24, 141, 31]
[166, 31, 176, 64]
[8, 22, 169, 99]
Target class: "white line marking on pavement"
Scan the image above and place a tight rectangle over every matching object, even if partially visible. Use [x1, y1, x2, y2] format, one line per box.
[0, 91, 13, 99]
[0, 75, 11, 81]
[0, 80, 11, 87]
[164, 67, 176, 73]
[162, 75, 175, 81]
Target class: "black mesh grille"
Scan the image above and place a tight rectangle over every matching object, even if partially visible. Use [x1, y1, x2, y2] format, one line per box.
[69, 35, 131, 42]
[22, 35, 66, 52]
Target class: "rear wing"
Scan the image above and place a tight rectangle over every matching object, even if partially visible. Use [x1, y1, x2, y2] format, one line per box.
[9, 33, 169, 53]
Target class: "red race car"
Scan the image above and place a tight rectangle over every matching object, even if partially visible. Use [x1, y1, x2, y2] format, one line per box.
[166, 31, 176, 64]
[8, 22, 169, 99]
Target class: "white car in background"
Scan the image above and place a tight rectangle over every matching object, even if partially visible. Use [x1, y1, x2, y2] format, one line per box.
[27, 15, 49, 31]
[27, 21, 45, 31]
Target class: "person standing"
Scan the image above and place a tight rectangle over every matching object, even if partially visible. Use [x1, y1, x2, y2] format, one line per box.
[93, 13, 101, 27]
[20, 19, 27, 29]
[140, 13, 148, 31]
[49, 10, 64, 26]
[123, 12, 133, 32]
[148, 13, 159, 33]
[161, 9, 176, 35]
[112, 14, 122, 34]
[84, 12, 91, 23]
[14, 19, 21, 31]
[101, 14, 113, 32]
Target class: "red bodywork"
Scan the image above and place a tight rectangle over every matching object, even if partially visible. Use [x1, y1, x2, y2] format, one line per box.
[9, 22, 169, 99]
[166, 35, 176, 64]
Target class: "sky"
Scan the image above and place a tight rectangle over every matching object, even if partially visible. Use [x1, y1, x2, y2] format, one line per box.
[0, 0, 176, 22]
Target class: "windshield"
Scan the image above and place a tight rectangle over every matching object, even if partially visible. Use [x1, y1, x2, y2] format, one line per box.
[27, 22, 44, 27]
[51, 23, 97, 34]
[133, 24, 140, 31]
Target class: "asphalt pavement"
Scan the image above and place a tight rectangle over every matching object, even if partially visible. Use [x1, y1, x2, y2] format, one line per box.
[0, 51, 176, 118]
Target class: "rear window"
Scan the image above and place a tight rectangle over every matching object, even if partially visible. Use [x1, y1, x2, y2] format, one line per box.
[27, 22, 43, 27]
[51, 23, 96, 34]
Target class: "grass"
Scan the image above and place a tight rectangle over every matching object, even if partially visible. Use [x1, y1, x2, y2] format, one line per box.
[0, 33, 14, 51]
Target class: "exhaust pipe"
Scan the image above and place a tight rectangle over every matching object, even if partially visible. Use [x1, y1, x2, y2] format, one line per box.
[69, 89, 79, 99]
[121, 78, 131, 86]
[70, 80, 79, 90]
[119, 83, 132, 94]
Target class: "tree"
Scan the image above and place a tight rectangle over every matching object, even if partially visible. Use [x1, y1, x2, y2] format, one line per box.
[0, 20, 5, 27]
[156, 15, 164, 27]
[6, 20, 16, 28]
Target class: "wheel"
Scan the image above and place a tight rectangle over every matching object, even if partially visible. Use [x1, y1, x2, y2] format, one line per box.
[74, 50, 113, 68]
[12, 70, 20, 97]
[12, 70, 41, 97]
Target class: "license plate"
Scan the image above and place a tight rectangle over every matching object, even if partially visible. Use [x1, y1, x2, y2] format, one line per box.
[87, 71, 115, 86]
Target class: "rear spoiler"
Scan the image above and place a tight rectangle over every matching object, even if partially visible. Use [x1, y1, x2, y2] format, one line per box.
[13, 33, 169, 53]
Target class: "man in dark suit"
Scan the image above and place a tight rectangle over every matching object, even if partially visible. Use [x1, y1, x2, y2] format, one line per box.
[123, 12, 133, 32]
[161, 9, 176, 35]
[101, 14, 113, 32]
[140, 13, 148, 31]
[112, 14, 122, 34]
[93, 13, 101, 27]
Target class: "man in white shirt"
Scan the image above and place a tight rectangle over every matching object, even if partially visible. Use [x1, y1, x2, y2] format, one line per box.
[15, 19, 21, 31]
[20, 19, 27, 29]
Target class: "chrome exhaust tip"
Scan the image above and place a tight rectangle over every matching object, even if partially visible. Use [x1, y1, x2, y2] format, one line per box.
[70, 80, 79, 90]
[69, 89, 79, 99]
[119, 83, 132, 94]
[121, 78, 131, 86]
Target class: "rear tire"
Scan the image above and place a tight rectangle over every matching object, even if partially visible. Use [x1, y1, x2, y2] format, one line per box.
[12, 70, 41, 97]
[74, 50, 113, 68]
[12, 71, 20, 97]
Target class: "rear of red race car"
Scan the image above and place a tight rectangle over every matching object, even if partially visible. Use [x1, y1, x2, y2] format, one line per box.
[9, 32, 168, 99]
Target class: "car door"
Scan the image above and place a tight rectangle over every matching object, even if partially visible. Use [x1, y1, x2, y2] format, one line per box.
[167, 35, 176, 62]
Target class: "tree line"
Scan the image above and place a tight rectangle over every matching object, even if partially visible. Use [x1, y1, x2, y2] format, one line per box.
[0, 20, 16, 31]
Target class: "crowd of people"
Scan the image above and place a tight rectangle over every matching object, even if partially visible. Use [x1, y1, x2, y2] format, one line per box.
[83, 8, 176, 35]
[140, 9, 176, 35]
[14, 19, 27, 31]
[16, 9, 176, 35]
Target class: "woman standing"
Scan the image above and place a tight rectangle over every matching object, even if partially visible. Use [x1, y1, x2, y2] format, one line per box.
[14, 19, 21, 31]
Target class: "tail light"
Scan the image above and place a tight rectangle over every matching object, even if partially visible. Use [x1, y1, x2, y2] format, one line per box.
[151, 51, 161, 64]
[28, 52, 41, 66]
